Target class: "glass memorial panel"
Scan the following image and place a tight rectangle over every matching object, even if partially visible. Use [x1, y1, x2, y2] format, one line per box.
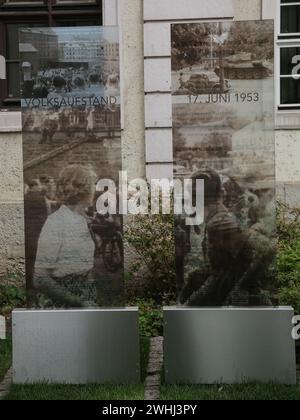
[172, 21, 277, 307]
[20, 26, 123, 308]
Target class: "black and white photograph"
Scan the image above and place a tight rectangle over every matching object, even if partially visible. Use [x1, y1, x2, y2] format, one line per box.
[172, 21, 277, 307]
[20, 26, 120, 105]
[20, 27, 123, 309]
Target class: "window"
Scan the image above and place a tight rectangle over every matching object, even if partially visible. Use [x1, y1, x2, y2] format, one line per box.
[278, 0, 300, 109]
[0, 0, 102, 108]
[280, 0, 300, 35]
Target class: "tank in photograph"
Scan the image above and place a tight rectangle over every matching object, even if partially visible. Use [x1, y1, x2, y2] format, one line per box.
[181, 71, 230, 95]
[215, 53, 271, 80]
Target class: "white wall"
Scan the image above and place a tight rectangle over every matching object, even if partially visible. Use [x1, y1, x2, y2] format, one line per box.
[234, 0, 261, 20]
[104, 0, 145, 180]
[276, 131, 300, 207]
[118, 0, 145, 180]
[268, 0, 300, 204]
[0, 131, 24, 275]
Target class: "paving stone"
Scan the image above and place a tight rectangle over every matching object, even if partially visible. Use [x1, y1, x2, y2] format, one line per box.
[144, 336, 164, 401]
[0, 367, 12, 399]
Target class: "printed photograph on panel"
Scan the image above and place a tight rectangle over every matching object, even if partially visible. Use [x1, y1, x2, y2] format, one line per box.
[20, 27, 124, 308]
[172, 21, 277, 307]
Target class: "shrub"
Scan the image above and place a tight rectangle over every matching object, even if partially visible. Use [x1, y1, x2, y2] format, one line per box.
[125, 212, 176, 304]
[0, 270, 26, 316]
[277, 203, 300, 314]
[0, 285, 26, 316]
[128, 299, 163, 338]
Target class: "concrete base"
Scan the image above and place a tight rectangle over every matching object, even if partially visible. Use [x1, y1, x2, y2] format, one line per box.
[12, 308, 140, 384]
[164, 307, 297, 385]
[0, 315, 5, 340]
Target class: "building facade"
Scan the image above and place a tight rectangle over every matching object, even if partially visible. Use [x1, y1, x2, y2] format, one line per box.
[0, 0, 299, 275]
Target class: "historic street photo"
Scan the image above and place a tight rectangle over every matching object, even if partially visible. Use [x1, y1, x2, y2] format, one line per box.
[20, 27, 123, 309]
[172, 21, 277, 307]
[20, 26, 120, 106]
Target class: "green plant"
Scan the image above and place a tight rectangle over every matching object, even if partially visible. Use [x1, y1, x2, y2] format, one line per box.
[0, 285, 26, 316]
[0, 337, 12, 383]
[277, 202, 300, 314]
[125, 211, 176, 304]
[128, 299, 163, 338]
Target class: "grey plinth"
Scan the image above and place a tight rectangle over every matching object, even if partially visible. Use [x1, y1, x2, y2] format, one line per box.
[164, 307, 296, 385]
[12, 308, 140, 384]
[0, 315, 5, 340]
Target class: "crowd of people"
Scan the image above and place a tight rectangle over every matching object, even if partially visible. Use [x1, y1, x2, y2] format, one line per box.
[176, 169, 277, 307]
[22, 65, 120, 99]
[24, 166, 123, 308]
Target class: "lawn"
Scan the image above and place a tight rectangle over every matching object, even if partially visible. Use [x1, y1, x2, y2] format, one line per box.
[160, 383, 300, 401]
[2, 336, 150, 401]
[0, 338, 12, 383]
[4, 383, 145, 401]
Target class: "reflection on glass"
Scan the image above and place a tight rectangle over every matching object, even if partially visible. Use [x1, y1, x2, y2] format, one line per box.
[280, 77, 300, 104]
[281, 5, 300, 33]
[280, 47, 300, 76]
[7, 62, 21, 97]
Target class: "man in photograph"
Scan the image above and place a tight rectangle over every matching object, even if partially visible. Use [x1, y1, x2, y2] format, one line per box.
[179, 169, 276, 307]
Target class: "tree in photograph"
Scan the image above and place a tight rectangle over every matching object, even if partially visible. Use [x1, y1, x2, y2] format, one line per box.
[172, 23, 217, 70]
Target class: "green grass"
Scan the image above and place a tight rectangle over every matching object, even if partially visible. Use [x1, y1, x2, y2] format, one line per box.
[3, 336, 150, 401]
[4, 383, 145, 401]
[160, 383, 300, 401]
[0, 338, 12, 383]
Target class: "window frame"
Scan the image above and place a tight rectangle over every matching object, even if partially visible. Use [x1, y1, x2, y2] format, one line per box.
[277, 40, 300, 109]
[277, 0, 300, 110]
[278, 0, 300, 38]
[0, 0, 103, 108]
